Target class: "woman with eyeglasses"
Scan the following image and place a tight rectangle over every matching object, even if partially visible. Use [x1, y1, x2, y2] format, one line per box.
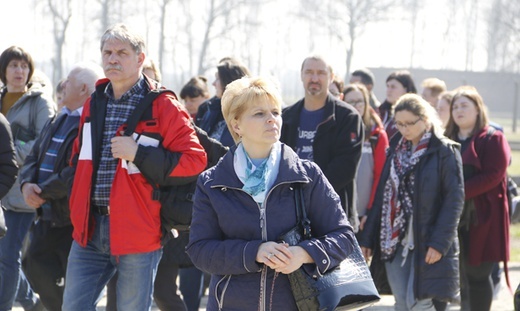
[359, 94, 464, 310]
[444, 86, 510, 311]
[343, 83, 388, 232]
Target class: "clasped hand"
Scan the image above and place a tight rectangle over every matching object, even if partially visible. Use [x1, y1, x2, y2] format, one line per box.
[256, 241, 311, 274]
[111, 133, 138, 162]
[22, 183, 45, 208]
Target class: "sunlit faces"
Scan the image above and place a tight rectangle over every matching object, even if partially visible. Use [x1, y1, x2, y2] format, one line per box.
[301, 58, 332, 97]
[452, 96, 479, 131]
[102, 39, 144, 85]
[386, 79, 407, 104]
[421, 88, 437, 107]
[349, 75, 362, 84]
[5, 59, 30, 92]
[213, 72, 223, 98]
[143, 68, 156, 81]
[436, 98, 450, 128]
[394, 110, 427, 145]
[61, 68, 84, 111]
[183, 95, 207, 116]
[329, 82, 341, 98]
[343, 90, 365, 116]
[232, 99, 282, 150]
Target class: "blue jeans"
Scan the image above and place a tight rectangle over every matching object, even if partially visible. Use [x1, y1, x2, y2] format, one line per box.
[385, 246, 435, 311]
[179, 267, 205, 311]
[15, 271, 40, 310]
[62, 214, 162, 311]
[0, 210, 37, 311]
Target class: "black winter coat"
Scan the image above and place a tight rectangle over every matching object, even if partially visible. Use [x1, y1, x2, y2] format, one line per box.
[359, 131, 464, 302]
[20, 113, 79, 227]
[280, 95, 364, 229]
[0, 113, 17, 200]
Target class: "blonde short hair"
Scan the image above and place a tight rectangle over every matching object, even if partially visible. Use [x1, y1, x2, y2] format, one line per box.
[421, 78, 447, 97]
[221, 77, 283, 143]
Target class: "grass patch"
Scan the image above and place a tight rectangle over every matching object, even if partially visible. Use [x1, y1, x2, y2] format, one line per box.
[511, 223, 520, 262]
[509, 151, 520, 176]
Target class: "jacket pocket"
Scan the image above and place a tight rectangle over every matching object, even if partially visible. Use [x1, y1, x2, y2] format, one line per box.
[215, 275, 232, 310]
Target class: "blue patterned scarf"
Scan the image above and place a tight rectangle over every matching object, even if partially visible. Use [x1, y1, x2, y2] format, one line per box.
[234, 142, 281, 204]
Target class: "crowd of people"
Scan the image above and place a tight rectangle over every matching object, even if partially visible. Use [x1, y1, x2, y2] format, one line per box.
[0, 22, 514, 311]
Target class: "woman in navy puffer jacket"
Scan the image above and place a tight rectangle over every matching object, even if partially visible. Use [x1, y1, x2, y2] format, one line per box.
[187, 76, 356, 311]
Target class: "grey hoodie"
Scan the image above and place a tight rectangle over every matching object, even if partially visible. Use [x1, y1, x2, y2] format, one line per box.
[1, 83, 55, 212]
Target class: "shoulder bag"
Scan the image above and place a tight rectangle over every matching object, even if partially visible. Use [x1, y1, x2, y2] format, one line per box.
[278, 184, 380, 311]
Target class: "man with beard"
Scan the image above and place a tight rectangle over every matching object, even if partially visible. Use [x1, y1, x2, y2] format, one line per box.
[280, 55, 364, 231]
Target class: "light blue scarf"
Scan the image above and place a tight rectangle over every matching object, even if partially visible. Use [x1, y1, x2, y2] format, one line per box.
[234, 142, 281, 204]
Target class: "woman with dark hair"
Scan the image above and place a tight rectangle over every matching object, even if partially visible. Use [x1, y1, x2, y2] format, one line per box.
[360, 94, 464, 310]
[342, 83, 388, 232]
[379, 70, 417, 139]
[444, 86, 510, 311]
[195, 57, 250, 147]
[180, 75, 211, 119]
[0, 46, 55, 310]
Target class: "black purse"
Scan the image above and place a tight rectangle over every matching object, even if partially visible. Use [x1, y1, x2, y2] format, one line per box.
[279, 184, 380, 311]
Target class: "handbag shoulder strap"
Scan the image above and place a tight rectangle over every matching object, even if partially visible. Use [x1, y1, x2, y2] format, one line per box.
[295, 183, 312, 240]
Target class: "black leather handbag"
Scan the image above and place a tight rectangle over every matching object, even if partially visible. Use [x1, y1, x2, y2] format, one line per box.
[279, 184, 380, 311]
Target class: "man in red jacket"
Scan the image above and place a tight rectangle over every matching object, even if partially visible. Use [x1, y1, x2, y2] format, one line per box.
[62, 24, 207, 310]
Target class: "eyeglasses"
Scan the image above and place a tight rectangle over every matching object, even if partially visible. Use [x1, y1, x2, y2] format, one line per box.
[346, 100, 365, 108]
[395, 118, 422, 129]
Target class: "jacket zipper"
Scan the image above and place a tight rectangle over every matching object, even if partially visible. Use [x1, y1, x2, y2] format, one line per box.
[213, 181, 302, 311]
[216, 274, 232, 310]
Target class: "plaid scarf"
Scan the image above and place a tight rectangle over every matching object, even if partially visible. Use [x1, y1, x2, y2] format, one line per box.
[380, 131, 431, 261]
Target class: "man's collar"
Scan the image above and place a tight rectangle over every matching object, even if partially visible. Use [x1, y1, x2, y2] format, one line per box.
[103, 76, 145, 101]
[61, 106, 83, 116]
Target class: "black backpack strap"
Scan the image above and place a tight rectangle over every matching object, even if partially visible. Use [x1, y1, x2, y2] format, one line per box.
[124, 89, 173, 136]
[124, 88, 174, 200]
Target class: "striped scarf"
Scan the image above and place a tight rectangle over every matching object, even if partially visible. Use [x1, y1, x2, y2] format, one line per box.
[380, 131, 431, 261]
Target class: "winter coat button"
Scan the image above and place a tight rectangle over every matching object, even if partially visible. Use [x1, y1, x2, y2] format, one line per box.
[322, 259, 327, 264]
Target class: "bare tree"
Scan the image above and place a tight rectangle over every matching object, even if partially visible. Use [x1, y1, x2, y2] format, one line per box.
[401, 0, 424, 68]
[502, 1, 520, 72]
[97, 0, 111, 33]
[157, 0, 173, 74]
[464, 0, 479, 71]
[299, 0, 395, 80]
[487, 0, 520, 72]
[196, 0, 264, 74]
[47, 0, 72, 86]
